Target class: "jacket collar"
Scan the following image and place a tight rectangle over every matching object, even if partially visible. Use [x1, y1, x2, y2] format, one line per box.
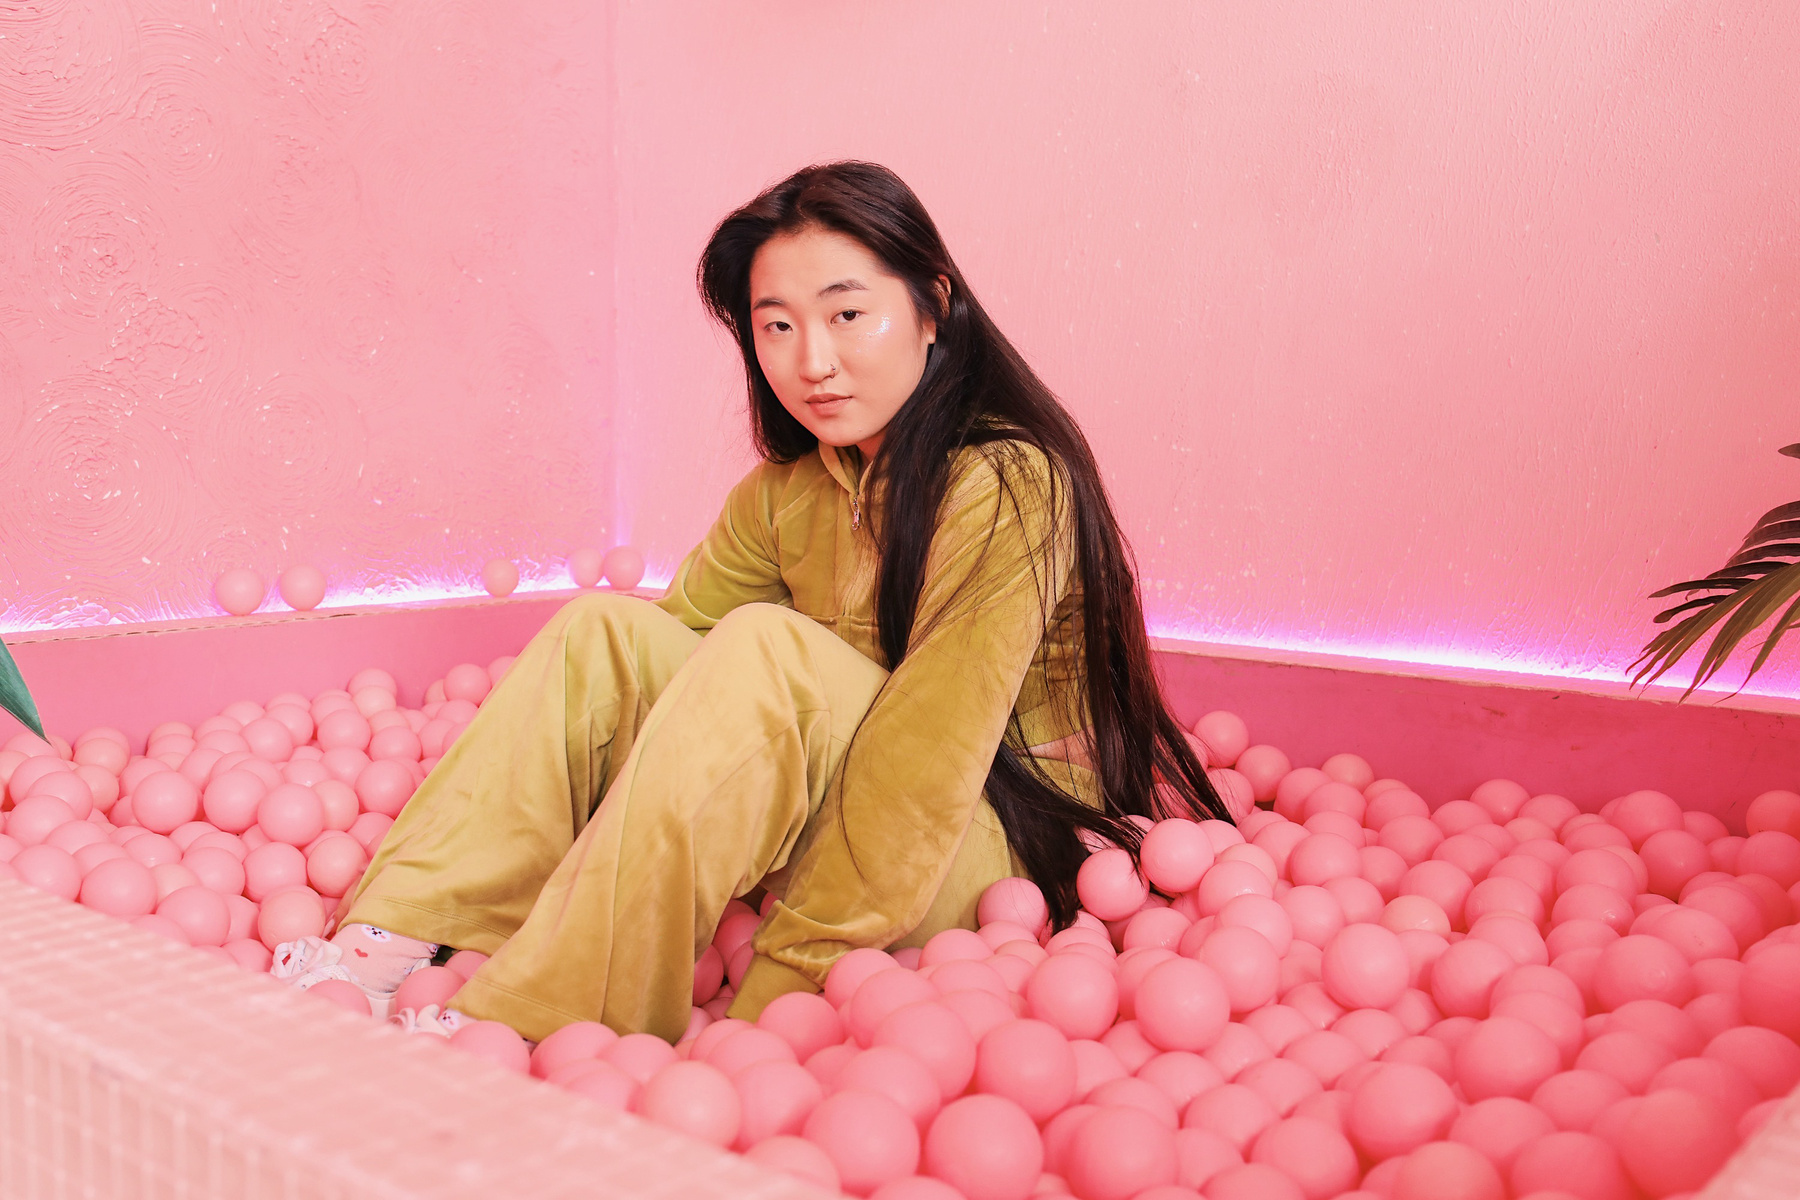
[817, 442, 864, 497]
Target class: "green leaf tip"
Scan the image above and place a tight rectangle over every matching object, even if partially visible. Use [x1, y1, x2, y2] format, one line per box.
[0, 636, 45, 741]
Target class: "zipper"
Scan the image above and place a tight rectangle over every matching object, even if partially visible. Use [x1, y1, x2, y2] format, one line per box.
[849, 491, 862, 530]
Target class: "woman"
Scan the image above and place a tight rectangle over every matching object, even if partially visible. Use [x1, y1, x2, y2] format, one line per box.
[275, 162, 1235, 1044]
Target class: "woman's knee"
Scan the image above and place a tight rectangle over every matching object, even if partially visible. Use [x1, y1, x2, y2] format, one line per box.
[708, 602, 812, 644]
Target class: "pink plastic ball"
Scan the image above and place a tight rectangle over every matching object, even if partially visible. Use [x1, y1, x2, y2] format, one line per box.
[1611, 1087, 1734, 1196]
[238, 717, 294, 764]
[305, 831, 368, 897]
[392, 964, 464, 1015]
[1348, 1063, 1458, 1159]
[1394, 1140, 1504, 1200]
[847, 968, 937, 1047]
[239, 844, 307, 909]
[257, 887, 324, 950]
[1319, 922, 1409, 1010]
[480, 558, 519, 598]
[1705, 1025, 1800, 1098]
[1287, 833, 1361, 887]
[301, 978, 371, 1016]
[1249, 1115, 1357, 1200]
[1077, 847, 1149, 920]
[974, 1019, 1076, 1122]
[352, 760, 414, 819]
[1430, 937, 1513, 1018]
[602, 545, 646, 590]
[1135, 958, 1229, 1052]
[566, 548, 605, 588]
[132, 772, 200, 835]
[1192, 711, 1250, 767]
[1469, 780, 1530, 823]
[256, 784, 325, 847]
[757, 990, 845, 1062]
[805, 1089, 921, 1195]
[977, 878, 1049, 933]
[449, 1020, 531, 1074]
[78, 856, 159, 918]
[23, 769, 93, 818]
[12, 844, 80, 900]
[1234, 746, 1291, 803]
[1740, 943, 1800, 1040]
[1454, 1016, 1561, 1100]
[1065, 1106, 1178, 1200]
[875, 1002, 977, 1100]
[1509, 1131, 1633, 1200]
[1593, 935, 1695, 1011]
[277, 565, 327, 611]
[156, 885, 230, 947]
[5, 795, 76, 847]
[920, 1094, 1042, 1200]
[1141, 819, 1215, 893]
[214, 568, 265, 616]
[201, 770, 267, 834]
[316, 708, 372, 753]
[530, 1021, 618, 1079]
[1026, 951, 1119, 1041]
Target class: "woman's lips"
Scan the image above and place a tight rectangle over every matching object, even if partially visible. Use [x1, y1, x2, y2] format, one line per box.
[806, 395, 850, 416]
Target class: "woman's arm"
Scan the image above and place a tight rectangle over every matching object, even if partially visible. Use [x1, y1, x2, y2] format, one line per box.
[654, 463, 790, 631]
[734, 441, 1075, 1010]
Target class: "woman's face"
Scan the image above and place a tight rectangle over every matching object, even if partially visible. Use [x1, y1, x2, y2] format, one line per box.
[748, 225, 937, 460]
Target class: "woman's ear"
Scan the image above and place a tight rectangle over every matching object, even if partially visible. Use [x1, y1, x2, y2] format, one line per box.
[926, 274, 952, 345]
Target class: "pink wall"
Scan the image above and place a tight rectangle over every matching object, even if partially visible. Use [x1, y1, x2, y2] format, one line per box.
[611, 1, 1800, 697]
[7, 2, 1800, 702]
[0, 1, 613, 629]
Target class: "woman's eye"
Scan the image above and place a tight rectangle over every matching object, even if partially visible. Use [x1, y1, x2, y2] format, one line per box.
[836, 310, 861, 323]
[764, 321, 790, 334]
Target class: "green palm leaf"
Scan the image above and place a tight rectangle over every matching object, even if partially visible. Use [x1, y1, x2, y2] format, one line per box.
[1634, 442, 1800, 697]
[0, 636, 44, 740]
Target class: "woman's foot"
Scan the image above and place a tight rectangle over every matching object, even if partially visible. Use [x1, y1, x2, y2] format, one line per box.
[271, 923, 438, 1018]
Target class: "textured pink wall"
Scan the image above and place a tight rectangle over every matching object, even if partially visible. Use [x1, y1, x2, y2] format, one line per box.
[8, 2, 1799, 701]
[611, 1, 1800, 696]
[0, 1, 613, 629]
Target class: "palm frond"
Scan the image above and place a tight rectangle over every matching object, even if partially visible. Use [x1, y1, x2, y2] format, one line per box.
[1635, 441, 1800, 697]
[0, 637, 44, 740]
[1741, 502, 1800, 548]
[1684, 565, 1800, 693]
[1740, 519, 1800, 549]
[1748, 589, 1800, 678]
[1651, 595, 1728, 624]
[1648, 575, 1757, 599]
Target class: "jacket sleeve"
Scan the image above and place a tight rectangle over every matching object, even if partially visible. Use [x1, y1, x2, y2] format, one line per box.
[654, 463, 789, 632]
[734, 442, 1075, 1011]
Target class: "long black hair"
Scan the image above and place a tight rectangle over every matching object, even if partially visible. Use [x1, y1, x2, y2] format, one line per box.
[698, 162, 1230, 930]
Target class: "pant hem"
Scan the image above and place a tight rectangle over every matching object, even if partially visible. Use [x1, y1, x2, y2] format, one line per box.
[343, 897, 515, 958]
[449, 974, 607, 1044]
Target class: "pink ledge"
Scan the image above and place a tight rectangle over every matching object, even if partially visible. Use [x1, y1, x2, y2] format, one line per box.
[7, 591, 1797, 828]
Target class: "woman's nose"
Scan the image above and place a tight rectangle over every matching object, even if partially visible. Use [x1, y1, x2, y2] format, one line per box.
[797, 328, 836, 383]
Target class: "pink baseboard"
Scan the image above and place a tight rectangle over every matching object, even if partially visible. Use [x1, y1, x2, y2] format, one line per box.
[6, 592, 1797, 831]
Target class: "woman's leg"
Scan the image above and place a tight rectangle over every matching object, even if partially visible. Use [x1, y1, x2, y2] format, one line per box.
[340, 593, 702, 953]
[449, 603, 890, 1043]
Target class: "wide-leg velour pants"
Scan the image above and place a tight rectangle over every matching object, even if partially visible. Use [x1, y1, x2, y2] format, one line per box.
[340, 593, 1031, 1043]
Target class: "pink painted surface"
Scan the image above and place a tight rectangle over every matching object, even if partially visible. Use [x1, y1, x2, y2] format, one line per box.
[0, 2, 614, 630]
[5, 599, 1795, 831]
[0, 878, 825, 1200]
[611, 1, 1800, 696]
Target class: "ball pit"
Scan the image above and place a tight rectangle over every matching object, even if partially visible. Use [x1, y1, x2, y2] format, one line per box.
[4, 689, 1799, 1200]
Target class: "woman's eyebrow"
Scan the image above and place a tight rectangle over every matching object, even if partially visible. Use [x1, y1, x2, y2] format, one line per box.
[752, 278, 870, 313]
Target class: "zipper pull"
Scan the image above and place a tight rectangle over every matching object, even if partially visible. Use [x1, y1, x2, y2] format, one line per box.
[849, 493, 862, 530]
